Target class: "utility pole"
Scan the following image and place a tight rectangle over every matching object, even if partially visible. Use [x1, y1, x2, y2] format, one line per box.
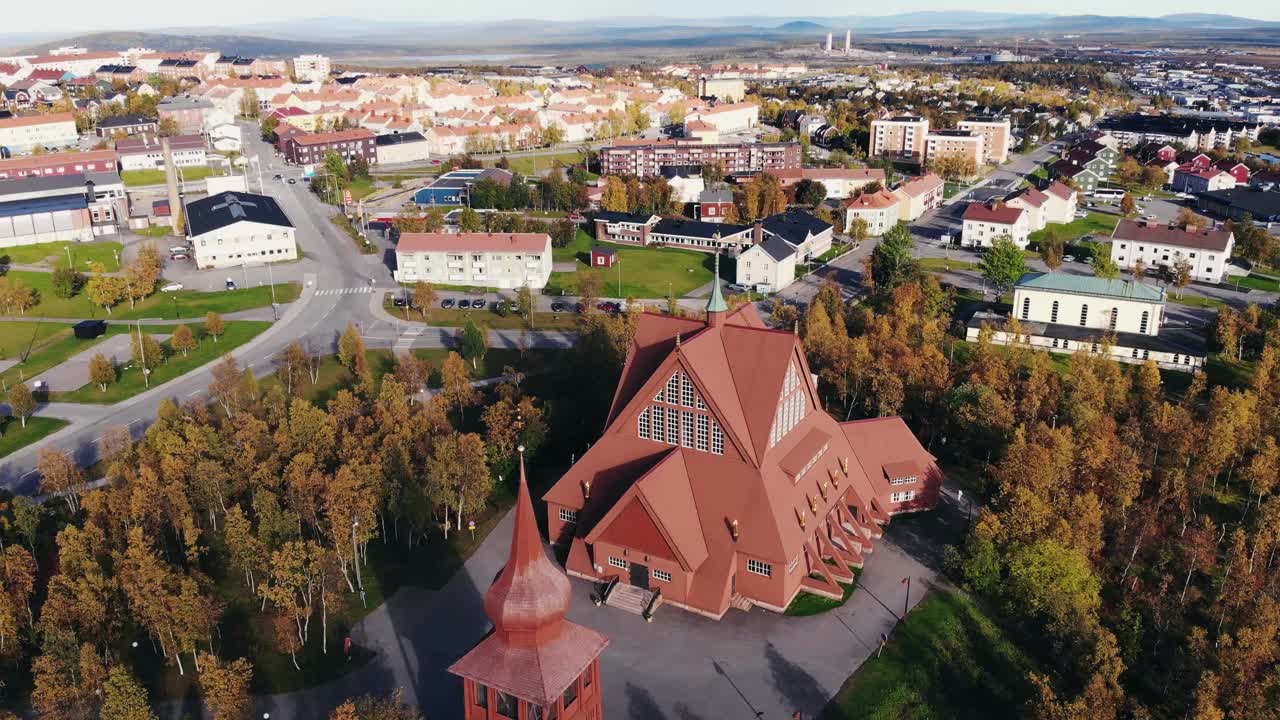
[265, 260, 277, 320]
[901, 576, 911, 620]
[352, 516, 366, 606]
[136, 320, 149, 388]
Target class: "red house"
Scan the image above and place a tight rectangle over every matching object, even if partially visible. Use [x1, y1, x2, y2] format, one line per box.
[590, 247, 618, 268]
[543, 284, 942, 619]
[450, 455, 608, 720]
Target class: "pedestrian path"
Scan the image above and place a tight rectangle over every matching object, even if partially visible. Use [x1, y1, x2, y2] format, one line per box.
[315, 286, 380, 296]
[393, 326, 423, 352]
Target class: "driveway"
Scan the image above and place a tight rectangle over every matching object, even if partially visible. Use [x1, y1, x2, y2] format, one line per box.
[226, 487, 972, 720]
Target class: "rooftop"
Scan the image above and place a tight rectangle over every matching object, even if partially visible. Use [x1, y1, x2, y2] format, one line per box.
[397, 232, 550, 254]
[1111, 218, 1233, 252]
[1016, 272, 1165, 302]
[186, 192, 293, 236]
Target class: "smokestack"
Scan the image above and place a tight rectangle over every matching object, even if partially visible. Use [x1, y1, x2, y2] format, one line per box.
[162, 137, 182, 235]
[845, 29, 852, 54]
[826, 33, 833, 54]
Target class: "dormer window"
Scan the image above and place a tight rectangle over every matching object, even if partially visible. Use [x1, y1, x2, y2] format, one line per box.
[890, 475, 917, 486]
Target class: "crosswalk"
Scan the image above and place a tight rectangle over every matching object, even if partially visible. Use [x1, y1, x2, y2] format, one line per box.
[315, 286, 379, 296]
[394, 326, 424, 352]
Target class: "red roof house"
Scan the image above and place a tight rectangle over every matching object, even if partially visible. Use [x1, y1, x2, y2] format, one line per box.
[449, 455, 608, 720]
[543, 284, 942, 619]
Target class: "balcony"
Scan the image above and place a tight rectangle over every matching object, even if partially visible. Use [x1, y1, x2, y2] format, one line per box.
[447, 261, 464, 269]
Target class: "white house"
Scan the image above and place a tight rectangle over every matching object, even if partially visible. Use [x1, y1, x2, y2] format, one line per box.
[1109, 219, 1235, 283]
[686, 102, 759, 134]
[965, 272, 1206, 372]
[393, 232, 553, 289]
[116, 134, 208, 171]
[1041, 181, 1078, 225]
[0, 112, 78, 154]
[1005, 187, 1050, 231]
[961, 202, 1030, 248]
[736, 235, 797, 293]
[186, 192, 297, 270]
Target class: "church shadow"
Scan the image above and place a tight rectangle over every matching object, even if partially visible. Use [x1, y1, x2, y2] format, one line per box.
[765, 642, 829, 716]
[882, 499, 970, 573]
[626, 682, 670, 720]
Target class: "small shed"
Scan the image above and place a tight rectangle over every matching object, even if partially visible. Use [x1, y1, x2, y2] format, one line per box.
[591, 247, 619, 268]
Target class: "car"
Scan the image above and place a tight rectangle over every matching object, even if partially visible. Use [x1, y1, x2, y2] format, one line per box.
[1144, 214, 1158, 221]
[1063, 255, 1077, 263]
[441, 298, 455, 309]
[728, 283, 749, 293]
[430, 159, 442, 165]
[169, 245, 189, 253]
[550, 302, 566, 313]
[273, 174, 283, 180]
[169, 252, 189, 261]
[568, 212, 584, 222]
[225, 279, 237, 291]
[575, 302, 586, 314]
[471, 299, 486, 310]
[160, 282, 184, 292]
[287, 178, 297, 184]
[1074, 210, 1089, 219]
[393, 296, 408, 308]
[457, 299, 470, 309]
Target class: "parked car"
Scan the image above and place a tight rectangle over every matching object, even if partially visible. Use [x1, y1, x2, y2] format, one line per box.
[168, 245, 189, 253]
[225, 279, 237, 290]
[273, 174, 283, 180]
[550, 302, 566, 313]
[441, 298, 455, 309]
[457, 299, 470, 309]
[728, 283, 749, 293]
[471, 299, 487, 310]
[1074, 210, 1089, 219]
[287, 178, 297, 184]
[1063, 255, 1077, 263]
[568, 212, 584, 222]
[169, 253, 189, 261]
[160, 282, 184, 292]
[392, 296, 408, 308]
[1144, 214, 1158, 221]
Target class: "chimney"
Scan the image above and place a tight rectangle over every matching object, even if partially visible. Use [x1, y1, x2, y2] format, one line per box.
[752, 220, 764, 245]
[826, 33, 833, 54]
[845, 29, 852, 54]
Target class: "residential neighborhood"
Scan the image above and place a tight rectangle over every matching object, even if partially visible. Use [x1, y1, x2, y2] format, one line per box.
[0, 8, 1278, 720]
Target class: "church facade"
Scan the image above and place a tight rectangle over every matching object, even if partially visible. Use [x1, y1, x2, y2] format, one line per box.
[543, 284, 942, 619]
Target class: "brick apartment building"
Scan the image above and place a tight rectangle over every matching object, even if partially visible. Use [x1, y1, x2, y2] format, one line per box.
[957, 116, 1012, 164]
[0, 149, 118, 180]
[924, 130, 985, 176]
[599, 139, 800, 177]
[869, 115, 929, 162]
[281, 128, 378, 166]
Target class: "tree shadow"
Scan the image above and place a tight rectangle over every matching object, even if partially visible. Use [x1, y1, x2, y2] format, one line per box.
[764, 641, 828, 716]
[883, 501, 970, 573]
[626, 682, 670, 720]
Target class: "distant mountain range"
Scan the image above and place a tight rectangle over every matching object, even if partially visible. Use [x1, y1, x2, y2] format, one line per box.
[2, 12, 1277, 59]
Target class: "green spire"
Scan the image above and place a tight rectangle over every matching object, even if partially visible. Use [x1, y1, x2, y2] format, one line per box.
[707, 252, 728, 314]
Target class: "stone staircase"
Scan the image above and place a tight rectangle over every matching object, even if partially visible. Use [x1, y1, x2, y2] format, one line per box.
[730, 593, 754, 613]
[605, 583, 653, 616]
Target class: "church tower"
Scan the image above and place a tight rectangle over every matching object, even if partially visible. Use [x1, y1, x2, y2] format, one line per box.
[450, 451, 609, 720]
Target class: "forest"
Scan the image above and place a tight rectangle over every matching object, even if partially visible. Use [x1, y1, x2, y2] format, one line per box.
[795, 252, 1280, 718]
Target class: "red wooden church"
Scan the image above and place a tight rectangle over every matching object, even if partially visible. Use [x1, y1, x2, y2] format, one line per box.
[543, 279, 942, 619]
[450, 453, 609, 720]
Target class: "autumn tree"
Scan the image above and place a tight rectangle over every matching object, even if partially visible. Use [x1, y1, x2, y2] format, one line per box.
[440, 351, 480, 422]
[171, 324, 197, 357]
[338, 321, 367, 374]
[1171, 257, 1193, 298]
[86, 273, 127, 314]
[460, 319, 487, 369]
[101, 664, 157, 720]
[427, 432, 491, 534]
[979, 235, 1027, 293]
[206, 311, 225, 343]
[277, 342, 310, 397]
[38, 447, 84, 514]
[199, 654, 254, 720]
[412, 281, 438, 318]
[7, 383, 35, 428]
[89, 352, 116, 391]
[209, 355, 246, 418]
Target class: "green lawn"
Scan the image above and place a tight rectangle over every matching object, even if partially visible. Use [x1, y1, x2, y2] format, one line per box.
[819, 591, 1040, 720]
[346, 176, 378, 201]
[786, 573, 860, 617]
[496, 151, 584, 176]
[1166, 292, 1226, 310]
[2, 270, 299, 320]
[134, 226, 172, 238]
[0, 323, 135, 389]
[121, 166, 222, 187]
[546, 230, 714, 298]
[384, 299, 578, 331]
[814, 243, 852, 264]
[0, 321, 77, 359]
[0, 416, 69, 458]
[1, 241, 124, 270]
[943, 181, 968, 199]
[51, 321, 271, 403]
[1228, 273, 1280, 293]
[917, 257, 980, 273]
[1028, 212, 1118, 245]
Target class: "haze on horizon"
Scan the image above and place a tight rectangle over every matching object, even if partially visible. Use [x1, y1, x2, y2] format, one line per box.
[3, 1, 1279, 36]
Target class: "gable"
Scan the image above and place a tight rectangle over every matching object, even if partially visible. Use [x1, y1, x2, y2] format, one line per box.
[596, 500, 678, 563]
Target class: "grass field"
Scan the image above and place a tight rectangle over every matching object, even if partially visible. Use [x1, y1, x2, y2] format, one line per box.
[0, 321, 77, 359]
[1028, 212, 1118, 245]
[0, 416, 69, 458]
[547, 230, 714, 298]
[0, 322, 143, 389]
[917, 257, 980, 273]
[819, 591, 1039, 720]
[1228, 273, 1280, 293]
[1166, 292, 1226, 310]
[347, 176, 378, 201]
[51, 320, 271, 403]
[121, 165, 222, 187]
[495, 150, 583, 176]
[134, 226, 172, 238]
[383, 299, 578, 331]
[1, 241, 124, 270]
[786, 573, 860, 617]
[2, 270, 299, 320]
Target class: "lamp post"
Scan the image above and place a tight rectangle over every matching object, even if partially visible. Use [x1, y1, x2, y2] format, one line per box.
[352, 516, 365, 607]
[901, 576, 911, 620]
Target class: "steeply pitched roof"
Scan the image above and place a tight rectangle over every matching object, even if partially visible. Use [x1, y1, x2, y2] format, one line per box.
[962, 202, 1024, 225]
[762, 209, 832, 246]
[186, 192, 293, 236]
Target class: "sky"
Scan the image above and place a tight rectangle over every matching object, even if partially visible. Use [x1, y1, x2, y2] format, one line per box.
[3, 0, 1279, 35]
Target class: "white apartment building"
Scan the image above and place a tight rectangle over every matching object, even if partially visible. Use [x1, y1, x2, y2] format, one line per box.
[0, 113, 79, 154]
[686, 102, 759, 134]
[292, 54, 331, 82]
[736, 236, 797, 293]
[924, 130, 985, 176]
[1041, 181, 1078, 224]
[116, 134, 208, 171]
[842, 188, 900, 237]
[965, 272, 1206, 372]
[961, 202, 1030, 248]
[394, 232, 553, 289]
[186, 192, 297, 270]
[870, 115, 929, 161]
[1109, 219, 1235, 283]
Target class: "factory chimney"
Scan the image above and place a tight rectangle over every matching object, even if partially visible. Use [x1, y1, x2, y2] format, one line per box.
[826, 33, 833, 54]
[845, 29, 852, 54]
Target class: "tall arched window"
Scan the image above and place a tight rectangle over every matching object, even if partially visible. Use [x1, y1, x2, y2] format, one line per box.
[1050, 301, 1059, 323]
[1139, 311, 1150, 334]
[1079, 304, 1089, 327]
[1021, 297, 1031, 320]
